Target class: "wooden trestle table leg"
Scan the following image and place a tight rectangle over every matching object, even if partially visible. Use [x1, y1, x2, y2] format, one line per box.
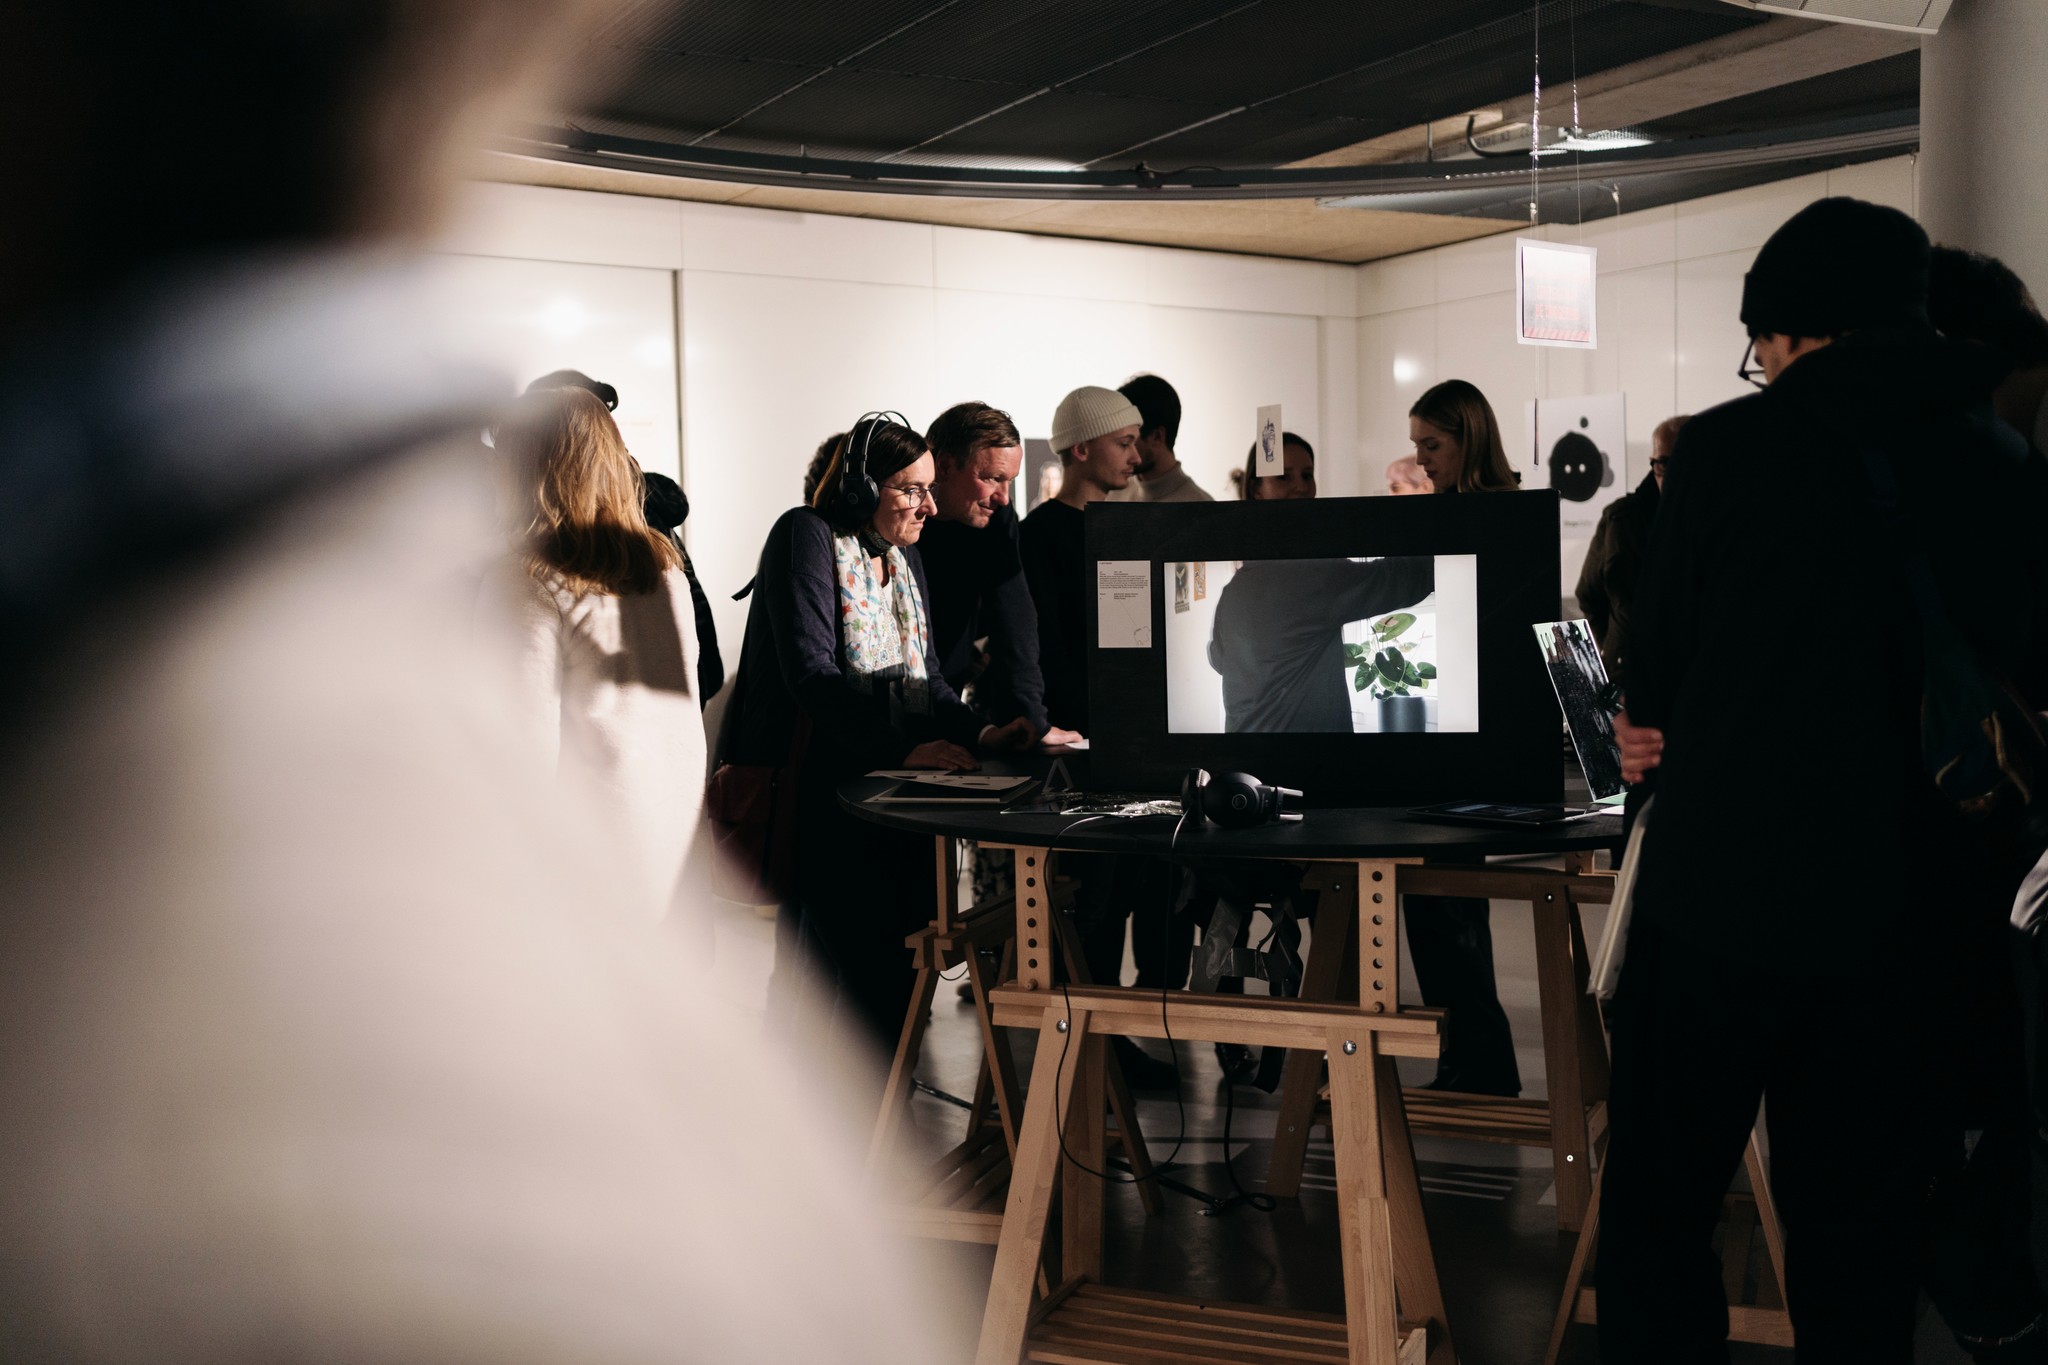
[1269, 873, 1356, 1198]
[1748, 1130, 1788, 1307]
[1532, 881, 1594, 1232]
[1048, 885, 1164, 1214]
[1541, 1122, 1789, 1365]
[1377, 1052, 1454, 1365]
[975, 1000, 1091, 1365]
[1327, 1026, 1400, 1365]
[1359, 859, 1409, 1018]
[1541, 1170, 1602, 1365]
[867, 834, 965, 1180]
[868, 934, 942, 1181]
[1062, 1028, 1106, 1281]
[963, 934, 1024, 1152]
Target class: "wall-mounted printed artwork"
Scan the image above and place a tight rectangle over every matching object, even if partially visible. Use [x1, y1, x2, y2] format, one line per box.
[1528, 393, 1627, 538]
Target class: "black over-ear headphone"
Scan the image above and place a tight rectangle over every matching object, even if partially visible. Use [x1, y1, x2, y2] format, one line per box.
[834, 410, 913, 527]
[1180, 768, 1303, 829]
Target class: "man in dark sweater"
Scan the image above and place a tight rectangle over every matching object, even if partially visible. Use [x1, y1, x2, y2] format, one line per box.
[1573, 413, 1686, 683]
[1020, 386, 1143, 736]
[918, 401, 1074, 744]
[1018, 386, 1186, 1088]
[1209, 557, 1434, 732]
[1598, 198, 2048, 1362]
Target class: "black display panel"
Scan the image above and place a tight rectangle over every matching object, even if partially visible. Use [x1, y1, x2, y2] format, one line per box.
[1085, 493, 1562, 806]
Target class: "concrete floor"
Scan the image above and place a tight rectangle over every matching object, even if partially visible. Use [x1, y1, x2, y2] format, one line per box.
[712, 877, 1977, 1365]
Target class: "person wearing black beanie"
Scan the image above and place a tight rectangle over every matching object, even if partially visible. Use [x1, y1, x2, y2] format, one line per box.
[1598, 197, 2048, 1362]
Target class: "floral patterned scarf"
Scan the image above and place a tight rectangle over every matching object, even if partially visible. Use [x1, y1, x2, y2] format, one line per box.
[832, 530, 931, 718]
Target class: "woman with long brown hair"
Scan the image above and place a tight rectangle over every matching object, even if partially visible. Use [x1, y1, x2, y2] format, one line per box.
[1402, 378, 1522, 1095]
[498, 384, 705, 918]
[1407, 379, 1520, 494]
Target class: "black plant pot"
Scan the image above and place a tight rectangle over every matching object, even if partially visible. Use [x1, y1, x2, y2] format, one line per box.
[1378, 695, 1427, 733]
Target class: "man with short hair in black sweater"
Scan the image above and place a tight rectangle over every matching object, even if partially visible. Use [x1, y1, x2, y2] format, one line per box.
[919, 401, 1076, 746]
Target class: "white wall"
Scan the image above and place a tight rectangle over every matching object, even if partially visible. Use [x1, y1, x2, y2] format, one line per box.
[1353, 155, 1920, 593]
[436, 182, 1361, 655]
[431, 254, 681, 479]
[431, 157, 1922, 646]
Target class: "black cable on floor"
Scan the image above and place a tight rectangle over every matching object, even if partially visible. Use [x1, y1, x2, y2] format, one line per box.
[1048, 811, 1190, 1188]
[1207, 1067, 1276, 1216]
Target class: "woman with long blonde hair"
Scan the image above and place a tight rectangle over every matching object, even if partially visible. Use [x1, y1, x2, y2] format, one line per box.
[498, 385, 705, 918]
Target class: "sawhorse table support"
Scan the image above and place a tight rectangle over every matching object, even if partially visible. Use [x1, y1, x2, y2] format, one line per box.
[869, 846, 1160, 1243]
[1543, 1127, 1791, 1361]
[978, 984, 1449, 1365]
[1267, 857, 1615, 1232]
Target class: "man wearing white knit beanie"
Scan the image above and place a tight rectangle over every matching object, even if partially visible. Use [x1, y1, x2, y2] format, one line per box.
[1017, 387, 1181, 1089]
[1019, 385, 1142, 738]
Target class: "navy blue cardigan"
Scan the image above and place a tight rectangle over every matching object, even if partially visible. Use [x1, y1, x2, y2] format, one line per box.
[716, 507, 984, 777]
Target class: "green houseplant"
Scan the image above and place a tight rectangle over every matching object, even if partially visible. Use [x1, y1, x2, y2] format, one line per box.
[1347, 612, 1436, 733]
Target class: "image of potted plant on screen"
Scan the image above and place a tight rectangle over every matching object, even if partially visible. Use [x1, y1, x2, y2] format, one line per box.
[1349, 611, 1436, 733]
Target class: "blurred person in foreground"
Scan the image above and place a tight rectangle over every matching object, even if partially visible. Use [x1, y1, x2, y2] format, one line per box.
[523, 368, 724, 701]
[495, 386, 707, 918]
[1600, 199, 2048, 1364]
[1574, 413, 1689, 683]
[714, 418, 1031, 1059]
[0, 7, 969, 1364]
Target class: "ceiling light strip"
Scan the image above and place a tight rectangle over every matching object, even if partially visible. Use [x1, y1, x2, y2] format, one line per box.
[508, 112, 1916, 202]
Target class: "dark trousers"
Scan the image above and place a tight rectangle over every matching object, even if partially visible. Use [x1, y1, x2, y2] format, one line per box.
[1065, 852, 1181, 989]
[1598, 921, 1934, 1365]
[1404, 892, 1520, 1095]
[783, 814, 931, 1059]
[1133, 892, 1194, 991]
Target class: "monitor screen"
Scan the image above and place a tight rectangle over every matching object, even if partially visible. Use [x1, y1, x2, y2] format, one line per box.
[1164, 555, 1479, 734]
[1086, 493, 1562, 806]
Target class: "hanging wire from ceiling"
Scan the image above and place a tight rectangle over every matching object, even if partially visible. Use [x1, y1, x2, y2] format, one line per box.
[1571, 0, 1584, 229]
[1529, 0, 1542, 225]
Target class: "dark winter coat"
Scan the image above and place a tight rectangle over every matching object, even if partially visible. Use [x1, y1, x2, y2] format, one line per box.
[1626, 324, 2048, 975]
[715, 507, 984, 907]
[1574, 470, 1660, 679]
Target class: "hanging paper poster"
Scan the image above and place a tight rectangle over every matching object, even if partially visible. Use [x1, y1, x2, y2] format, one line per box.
[1516, 238, 1598, 349]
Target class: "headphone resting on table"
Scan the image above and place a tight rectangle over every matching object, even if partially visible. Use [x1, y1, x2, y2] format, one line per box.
[1180, 768, 1303, 829]
[832, 410, 914, 527]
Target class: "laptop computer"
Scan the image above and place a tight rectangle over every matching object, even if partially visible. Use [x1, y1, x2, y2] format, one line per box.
[1532, 619, 1626, 805]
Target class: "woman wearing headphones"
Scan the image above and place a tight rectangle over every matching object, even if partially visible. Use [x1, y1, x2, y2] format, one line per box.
[714, 416, 1030, 1063]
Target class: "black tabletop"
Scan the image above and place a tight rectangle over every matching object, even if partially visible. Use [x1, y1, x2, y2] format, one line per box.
[840, 751, 1625, 860]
